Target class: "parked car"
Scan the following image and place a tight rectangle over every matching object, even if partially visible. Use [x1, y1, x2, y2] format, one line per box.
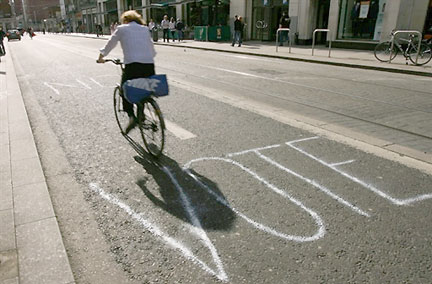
[6, 29, 21, 41]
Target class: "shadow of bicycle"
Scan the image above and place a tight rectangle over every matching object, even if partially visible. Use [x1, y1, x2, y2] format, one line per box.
[134, 152, 236, 232]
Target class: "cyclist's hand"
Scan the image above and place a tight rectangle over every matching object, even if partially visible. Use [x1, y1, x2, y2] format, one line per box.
[96, 58, 105, 64]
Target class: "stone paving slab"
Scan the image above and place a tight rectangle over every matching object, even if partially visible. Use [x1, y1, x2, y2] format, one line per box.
[0, 250, 18, 282]
[13, 182, 56, 226]
[16, 218, 75, 284]
[0, 210, 15, 252]
[10, 157, 46, 187]
[0, 178, 12, 212]
[8, 120, 33, 142]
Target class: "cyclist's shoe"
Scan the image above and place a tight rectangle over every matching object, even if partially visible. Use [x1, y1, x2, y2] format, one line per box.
[125, 117, 137, 134]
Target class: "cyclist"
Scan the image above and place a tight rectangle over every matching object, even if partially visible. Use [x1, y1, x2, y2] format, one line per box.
[97, 10, 156, 133]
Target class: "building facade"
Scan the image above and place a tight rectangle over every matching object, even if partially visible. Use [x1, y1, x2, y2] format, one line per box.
[229, 0, 432, 46]
[0, 0, 15, 29]
[3, 0, 430, 44]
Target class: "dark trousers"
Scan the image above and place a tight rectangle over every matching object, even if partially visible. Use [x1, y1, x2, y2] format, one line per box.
[163, 29, 169, 42]
[0, 41, 5, 55]
[121, 63, 155, 116]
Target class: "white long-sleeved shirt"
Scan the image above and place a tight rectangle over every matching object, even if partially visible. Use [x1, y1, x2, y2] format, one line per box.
[161, 19, 170, 29]
[100, 22, 156, 65]
[169, 21, 176, 31]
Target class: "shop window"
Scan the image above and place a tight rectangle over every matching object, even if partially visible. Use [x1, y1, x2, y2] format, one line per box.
[187, 1, 229, 27]
[424, 0, 432, 40]
[338, 0, 385, 41]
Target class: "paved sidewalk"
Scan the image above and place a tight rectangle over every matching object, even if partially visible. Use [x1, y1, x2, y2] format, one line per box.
[0, 43, 74, 283]
[66, 32, 432, 77]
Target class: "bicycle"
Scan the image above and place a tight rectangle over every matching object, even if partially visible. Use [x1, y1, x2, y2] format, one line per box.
[374, 32, 432, 65]
[104, 59, 168, 158]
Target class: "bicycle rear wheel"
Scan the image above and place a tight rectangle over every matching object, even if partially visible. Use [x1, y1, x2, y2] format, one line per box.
[374, 41, 398, 62]
[138, 98, 165, 157]
[408, 43, 432, 65]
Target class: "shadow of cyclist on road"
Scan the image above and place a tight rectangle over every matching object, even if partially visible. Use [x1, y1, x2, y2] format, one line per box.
[134, 153, 235, 231]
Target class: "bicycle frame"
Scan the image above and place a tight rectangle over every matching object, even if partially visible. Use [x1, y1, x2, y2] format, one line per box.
[389, 30, 422, 64]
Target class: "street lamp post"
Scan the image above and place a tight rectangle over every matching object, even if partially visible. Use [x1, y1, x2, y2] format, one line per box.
[9, 0, 17, 28]
[21, 0, 28, 28]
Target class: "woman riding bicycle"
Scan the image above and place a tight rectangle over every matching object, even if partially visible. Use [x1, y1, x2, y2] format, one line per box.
[97, 10, 156, 133]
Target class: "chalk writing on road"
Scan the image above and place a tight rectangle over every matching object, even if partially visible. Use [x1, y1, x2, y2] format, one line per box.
[90, 137, 432, 282]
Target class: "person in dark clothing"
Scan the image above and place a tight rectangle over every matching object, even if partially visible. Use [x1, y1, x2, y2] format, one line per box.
[351, 0, 361, 37]
[175, 19, 184, 41]
[232, 15, 242, 47]
[368, 0, 379, 37]
[0, 28, 6, 55]
[279, 12, 290, 46]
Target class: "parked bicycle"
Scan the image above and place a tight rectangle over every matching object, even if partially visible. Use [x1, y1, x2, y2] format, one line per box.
[374, 32, 432, 65]
[104, 59, 168, 158]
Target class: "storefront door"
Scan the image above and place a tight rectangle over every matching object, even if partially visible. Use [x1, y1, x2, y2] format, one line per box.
[252, 6, 283, 41]
[316, 0, 330, 43]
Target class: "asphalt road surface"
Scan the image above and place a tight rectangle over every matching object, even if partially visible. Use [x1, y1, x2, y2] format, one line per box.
[9, 34, 432, 283]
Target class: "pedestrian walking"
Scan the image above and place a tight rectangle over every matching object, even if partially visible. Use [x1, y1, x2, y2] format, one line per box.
[148, 18, 156, 40]
[175, 18, 184, 42]
[27, 27, 34, 39]
[239, 16, 245, 43]
[148, 19, 155, 32]
[169, 17, 176, 42]
[0, 28, 5, 56]
[232, 15, 242, 47]
[278, 12, 290, 46]
[96, 24, 102, 37]
[161, 15, 170, 42]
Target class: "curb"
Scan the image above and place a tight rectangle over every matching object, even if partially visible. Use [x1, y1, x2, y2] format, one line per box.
[2, 43, 75, 283]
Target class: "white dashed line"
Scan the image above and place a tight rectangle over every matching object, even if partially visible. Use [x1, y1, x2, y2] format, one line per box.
[164, 119, 197, 140]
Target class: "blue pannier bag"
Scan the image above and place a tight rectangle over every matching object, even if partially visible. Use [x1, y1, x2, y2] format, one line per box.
[123, 74, 169, 104]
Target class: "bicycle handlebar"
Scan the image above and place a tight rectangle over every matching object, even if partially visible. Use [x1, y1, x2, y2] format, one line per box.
[103, 58, 123, 65]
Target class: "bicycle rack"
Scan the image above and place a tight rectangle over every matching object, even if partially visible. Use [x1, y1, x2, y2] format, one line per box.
[276, 28, 291, 53]
[389, 30, 422, 64]
[312, 29, 332, 57]
[256, 20, 268, 42]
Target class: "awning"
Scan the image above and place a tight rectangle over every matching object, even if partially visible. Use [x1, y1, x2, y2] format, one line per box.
[142, 0, 201, 8]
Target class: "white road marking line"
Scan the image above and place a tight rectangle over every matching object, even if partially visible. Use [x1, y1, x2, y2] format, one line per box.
[90, 77, 104, 87]
[76, 79, 92, 89]
[184, 157, 326, 242]
[43, 82, 60, 95]
[286, 139, 432, 206]
[164, 119, 197, 140]
[330, 160, 356, 167]
[227, 144, 280, 157]
[89, 183, 228, 282]
[162, 166, 228, 281]
[288, 136, 320, 144]
[50, 83, 76, 88]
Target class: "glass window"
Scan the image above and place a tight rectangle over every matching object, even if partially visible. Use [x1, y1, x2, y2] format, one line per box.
[424, 0, 432, 39]
[187, 1, 229, 27]
[337, 0, 386, 41]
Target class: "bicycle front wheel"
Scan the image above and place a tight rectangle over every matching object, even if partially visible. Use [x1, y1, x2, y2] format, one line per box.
[113, 86, 128, 133]
[408, 43, 432, 65]
[374, 42, 398, 62]
[138, 98, 165, 158]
